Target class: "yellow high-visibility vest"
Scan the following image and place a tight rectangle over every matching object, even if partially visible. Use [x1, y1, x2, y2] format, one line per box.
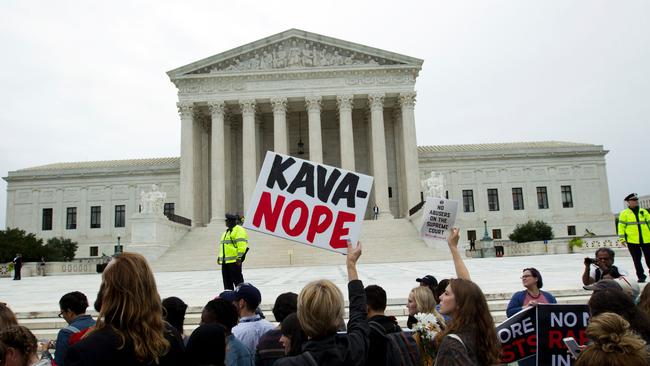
[618, 208, 650, 244]
[218, 225, 249, 264]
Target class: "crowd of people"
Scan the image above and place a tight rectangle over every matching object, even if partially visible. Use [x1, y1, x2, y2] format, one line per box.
[2, 226, 650, 366]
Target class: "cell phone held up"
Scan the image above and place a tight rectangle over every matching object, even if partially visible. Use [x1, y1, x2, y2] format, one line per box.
[563, 337, 582, 359]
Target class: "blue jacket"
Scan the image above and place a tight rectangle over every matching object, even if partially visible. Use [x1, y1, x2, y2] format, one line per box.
[506, 290, 557, 318]
[55, 314, 96, 366]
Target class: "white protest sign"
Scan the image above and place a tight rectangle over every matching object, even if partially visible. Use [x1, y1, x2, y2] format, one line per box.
[419, 198, 459, 241]
[243, 151, 374, 254]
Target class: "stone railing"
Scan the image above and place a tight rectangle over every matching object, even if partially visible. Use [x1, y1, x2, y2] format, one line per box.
[0, 258, 106, 278]
[467, 235, 624, 258]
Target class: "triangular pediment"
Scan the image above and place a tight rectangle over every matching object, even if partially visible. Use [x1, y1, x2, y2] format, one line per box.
[168, 29, 423, 78]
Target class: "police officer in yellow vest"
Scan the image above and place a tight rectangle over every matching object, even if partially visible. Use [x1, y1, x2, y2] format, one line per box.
[219, 213, 249, 290]
[618, 193, 650, 283]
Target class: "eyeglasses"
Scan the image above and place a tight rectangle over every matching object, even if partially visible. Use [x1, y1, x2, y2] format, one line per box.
[57, 311, 64, 318]
[521, 275, 533, 279]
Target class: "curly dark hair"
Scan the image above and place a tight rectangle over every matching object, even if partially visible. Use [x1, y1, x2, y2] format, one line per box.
[0, 325, 37, 360]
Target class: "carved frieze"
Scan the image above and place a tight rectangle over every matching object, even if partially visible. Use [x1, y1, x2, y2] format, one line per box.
[189, 37, 402, 75]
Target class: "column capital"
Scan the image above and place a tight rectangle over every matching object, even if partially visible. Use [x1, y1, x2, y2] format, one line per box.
[399, 92, 417, 108]
[176, 102, 194, 118]
[368, 93, 385, 111]
[270, 97, 288, 113]
[305, 96, 322, 112]
[239, 99, 257, 115]
[208, 100, 227, 116]
[336, 95, 354, 111]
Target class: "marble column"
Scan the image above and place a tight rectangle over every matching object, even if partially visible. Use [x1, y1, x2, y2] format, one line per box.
[271, 97, 288, 155]
[399, 92, 422, 215]
[223, 115, 233, 213]
[240, 99, 257, 212]
[368, 93, 392, 219]
[177, 102, 196, 222]
[305, 96, 323, 163]
[209, 101, 226, 223]
[193, 112, 205, 226]
[337, 95, 355, 171]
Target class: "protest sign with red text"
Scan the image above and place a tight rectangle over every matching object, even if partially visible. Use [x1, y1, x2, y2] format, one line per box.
[243, 152, 373, 254]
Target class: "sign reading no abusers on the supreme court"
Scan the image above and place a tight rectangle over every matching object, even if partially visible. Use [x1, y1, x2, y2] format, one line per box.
[244, 152, 373, 254]
[419, 198, 458, 241]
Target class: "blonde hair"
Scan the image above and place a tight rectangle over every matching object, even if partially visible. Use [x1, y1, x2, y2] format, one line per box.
[411, 286, 446, 328]
[92, 252, 170, 363]
[297, 280, 344, 338]
[576, 312, 649, 366]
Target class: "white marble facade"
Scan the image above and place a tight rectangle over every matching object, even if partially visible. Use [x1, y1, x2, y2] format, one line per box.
[3, 159, 180, 258]
[169, 29, 423, 225]
[418, 142, 615, 243]
[3, 30, 617, 259]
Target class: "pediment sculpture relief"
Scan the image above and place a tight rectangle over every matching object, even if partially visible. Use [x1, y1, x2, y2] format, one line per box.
[191, 38, 403, 74]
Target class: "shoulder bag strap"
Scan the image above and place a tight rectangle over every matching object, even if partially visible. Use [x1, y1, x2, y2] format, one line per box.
[446, 333, 467, 352]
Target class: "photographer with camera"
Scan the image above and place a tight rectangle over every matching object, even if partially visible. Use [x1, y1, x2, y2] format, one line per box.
[582, 248, 627, 286]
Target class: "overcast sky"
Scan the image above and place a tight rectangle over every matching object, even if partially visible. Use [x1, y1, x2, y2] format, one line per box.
[1, 0, 649, 226]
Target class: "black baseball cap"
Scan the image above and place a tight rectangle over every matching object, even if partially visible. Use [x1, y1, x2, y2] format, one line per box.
[416, 275, 438, 287]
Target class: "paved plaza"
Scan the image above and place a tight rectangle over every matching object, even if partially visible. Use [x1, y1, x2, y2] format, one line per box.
[0, 252, 640, 313]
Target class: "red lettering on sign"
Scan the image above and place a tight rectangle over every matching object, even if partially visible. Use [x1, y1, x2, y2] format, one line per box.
[252, 191, 285, 231]
[330, 211, 356, 248]
[306, 205, 333, 243]
[252, 190, 358, 249]
[282, 199, 309, 236]
[548, 330, 564, 349]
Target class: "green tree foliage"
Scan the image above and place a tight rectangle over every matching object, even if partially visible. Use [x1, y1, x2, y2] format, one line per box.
[0, 228, 78, 262]
[508, 220, 555, 243]
[45, 237, 78, 261]
[0, 228, 46, 262]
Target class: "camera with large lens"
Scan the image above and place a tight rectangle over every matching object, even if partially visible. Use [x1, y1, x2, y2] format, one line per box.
[586, 258, 597, 264]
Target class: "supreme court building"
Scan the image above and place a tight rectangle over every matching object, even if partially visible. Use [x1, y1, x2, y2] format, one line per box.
[3, 29, 615, 263]
[170, 29, 422, 226]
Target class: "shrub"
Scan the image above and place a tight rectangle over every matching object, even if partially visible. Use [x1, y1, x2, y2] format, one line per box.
[508, 220, 554, 243]
[45, 237, 78, 261]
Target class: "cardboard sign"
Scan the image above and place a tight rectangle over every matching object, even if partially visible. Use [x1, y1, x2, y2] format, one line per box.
[419, 198, 458, 241]
[497, 307, 537, 364]
[536, 304, 589, 366]
[243, 152, 373, 254]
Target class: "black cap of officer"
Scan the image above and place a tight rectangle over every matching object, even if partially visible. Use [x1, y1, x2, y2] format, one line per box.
[624, 193, 639, 201]
[225, 213, 239, 220]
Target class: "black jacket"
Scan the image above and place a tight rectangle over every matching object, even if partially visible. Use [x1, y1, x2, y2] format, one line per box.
[275, 280, 369, 366]
[366, 315, 401, 366]
[65, 323, 184, 366]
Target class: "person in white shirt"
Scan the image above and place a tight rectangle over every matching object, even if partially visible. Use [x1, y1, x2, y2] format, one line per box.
[231, 283, 275, 353]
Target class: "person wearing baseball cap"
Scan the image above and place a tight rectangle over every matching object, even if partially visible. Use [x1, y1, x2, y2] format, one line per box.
[416, 275, 438, 295]
[231, 283, 274, 353]
[618, 193, 650, 283]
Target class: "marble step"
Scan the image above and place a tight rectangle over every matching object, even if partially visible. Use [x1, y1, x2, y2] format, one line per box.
[153, 218, 451, 272]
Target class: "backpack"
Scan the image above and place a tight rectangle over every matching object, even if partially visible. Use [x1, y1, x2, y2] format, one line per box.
[369, 321, 421, 366]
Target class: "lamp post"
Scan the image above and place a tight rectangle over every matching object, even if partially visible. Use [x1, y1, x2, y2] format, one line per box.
[116, 236, 122, 255]
[481, 220, 492, 241]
